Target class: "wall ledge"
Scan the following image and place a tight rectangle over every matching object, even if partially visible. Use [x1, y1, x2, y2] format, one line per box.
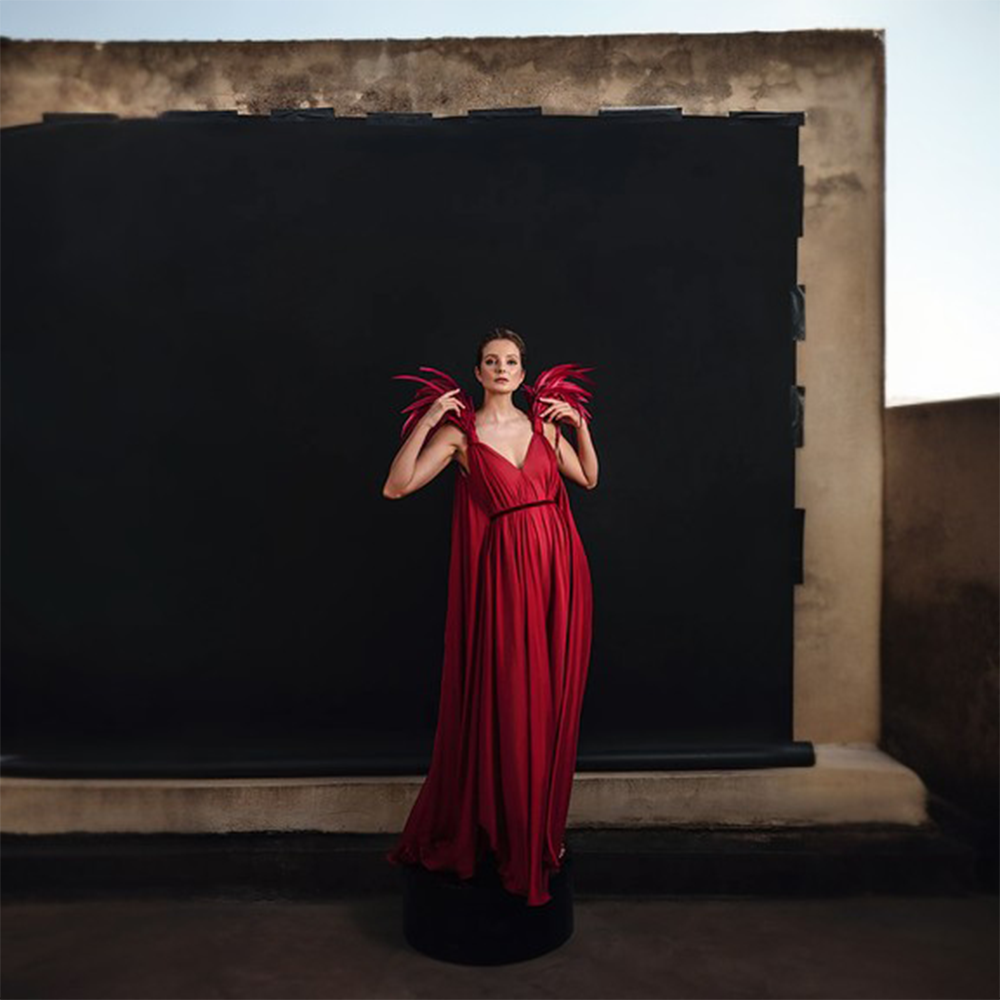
[0, 743, 926, 835]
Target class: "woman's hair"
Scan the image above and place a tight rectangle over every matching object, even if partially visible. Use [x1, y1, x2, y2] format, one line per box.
[477, 327, 527, 369]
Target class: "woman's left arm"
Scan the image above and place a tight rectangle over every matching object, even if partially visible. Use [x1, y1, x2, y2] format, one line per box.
[540, 397, 598, 490]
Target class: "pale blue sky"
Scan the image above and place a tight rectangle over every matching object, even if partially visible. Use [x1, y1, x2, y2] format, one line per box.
[2, 0, 997, 404]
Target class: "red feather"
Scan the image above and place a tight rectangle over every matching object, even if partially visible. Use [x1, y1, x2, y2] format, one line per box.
[522, 363, 596, 450]
[392, 366, 477, 441]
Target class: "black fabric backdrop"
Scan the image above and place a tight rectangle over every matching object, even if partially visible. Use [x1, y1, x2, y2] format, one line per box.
[1, 111, 809, 775]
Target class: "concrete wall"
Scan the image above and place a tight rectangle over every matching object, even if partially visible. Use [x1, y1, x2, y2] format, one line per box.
[882, 396, 999, 825]
[8, 31, 949, 838]
[0, 30, 886, 751]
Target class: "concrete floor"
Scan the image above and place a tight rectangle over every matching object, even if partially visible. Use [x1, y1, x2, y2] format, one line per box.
[2, 894, 997, 1000]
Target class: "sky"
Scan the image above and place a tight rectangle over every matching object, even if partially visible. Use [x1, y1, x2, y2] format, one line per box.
[1, 0, 997, 405]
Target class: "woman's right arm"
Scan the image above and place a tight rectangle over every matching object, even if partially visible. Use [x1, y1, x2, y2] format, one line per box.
[382, 388, 465, 499]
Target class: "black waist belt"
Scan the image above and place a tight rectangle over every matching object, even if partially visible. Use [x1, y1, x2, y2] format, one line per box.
[490, 498, 558, 522]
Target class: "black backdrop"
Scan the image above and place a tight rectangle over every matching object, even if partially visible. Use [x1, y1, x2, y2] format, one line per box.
[1, 109, 810, 776]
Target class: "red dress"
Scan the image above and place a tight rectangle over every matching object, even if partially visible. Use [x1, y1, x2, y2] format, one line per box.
[387, 365, 594, 906]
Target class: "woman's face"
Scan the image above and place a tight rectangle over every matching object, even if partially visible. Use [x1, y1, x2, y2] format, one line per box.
[477, 339, 524, 393]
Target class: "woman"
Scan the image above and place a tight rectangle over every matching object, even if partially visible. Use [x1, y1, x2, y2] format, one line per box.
[382, 328, 597, 907]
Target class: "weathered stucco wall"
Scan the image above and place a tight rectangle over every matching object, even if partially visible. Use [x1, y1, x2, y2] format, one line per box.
[0, 31, 885, 745]
[882, 396, 999, 825]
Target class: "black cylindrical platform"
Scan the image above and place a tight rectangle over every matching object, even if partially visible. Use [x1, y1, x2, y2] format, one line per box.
[401, 852, 574, 965]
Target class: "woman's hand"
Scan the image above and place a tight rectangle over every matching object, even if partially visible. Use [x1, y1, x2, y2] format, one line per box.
[538, 395, 597, 490]
[539, 396, 584, 429]
[420, 388, 466, 430]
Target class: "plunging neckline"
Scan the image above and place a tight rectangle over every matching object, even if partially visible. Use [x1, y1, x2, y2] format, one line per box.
[473, 428, 538, 473]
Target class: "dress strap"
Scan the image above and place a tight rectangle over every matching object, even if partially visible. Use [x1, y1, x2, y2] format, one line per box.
[533, 410, 562, 452]
[533, 410, 562, 456]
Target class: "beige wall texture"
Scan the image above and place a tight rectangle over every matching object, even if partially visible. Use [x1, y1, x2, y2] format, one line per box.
[882, 396, 999, 824]
[0, 31, 885, 747]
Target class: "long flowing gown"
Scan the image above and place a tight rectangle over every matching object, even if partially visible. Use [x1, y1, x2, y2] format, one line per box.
[387, 365, 594, 907]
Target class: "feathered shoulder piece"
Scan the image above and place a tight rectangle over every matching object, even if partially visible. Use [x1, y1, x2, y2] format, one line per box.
[391, 366, 477, 441]
[522, 363, 596, 428]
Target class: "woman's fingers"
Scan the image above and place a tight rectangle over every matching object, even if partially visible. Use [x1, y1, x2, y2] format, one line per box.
[540, 400, 581, 426]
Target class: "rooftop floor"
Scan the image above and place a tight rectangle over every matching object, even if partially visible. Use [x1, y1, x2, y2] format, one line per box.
[3, 893, 997, 999]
